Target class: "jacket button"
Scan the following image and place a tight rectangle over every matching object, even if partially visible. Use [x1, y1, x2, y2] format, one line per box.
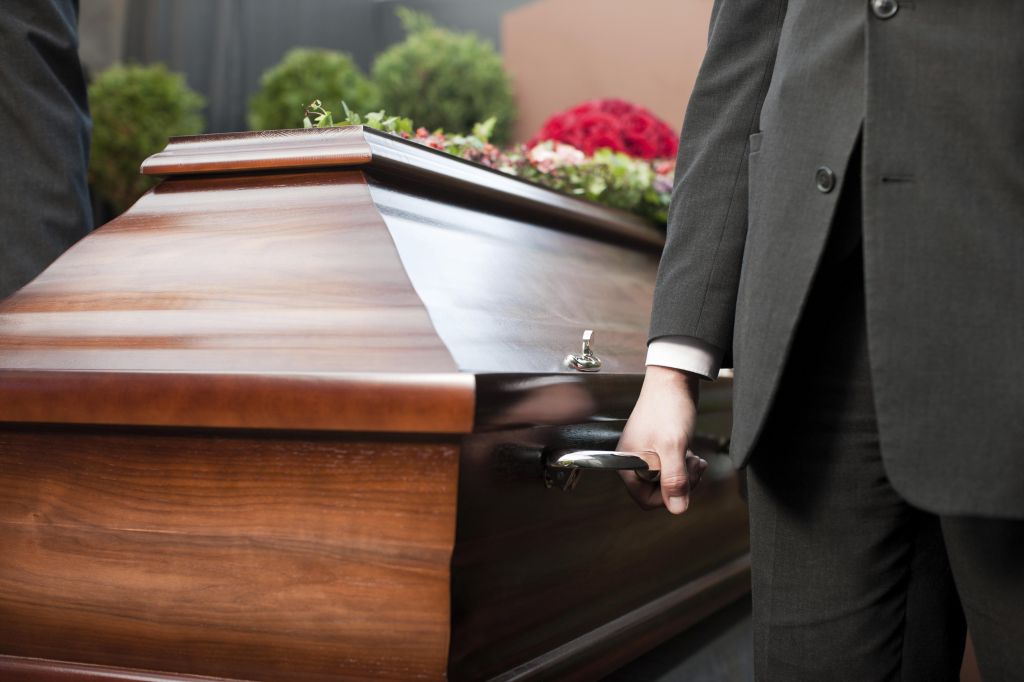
[815, 166, 836, 193]
[871, 0, 898, 19]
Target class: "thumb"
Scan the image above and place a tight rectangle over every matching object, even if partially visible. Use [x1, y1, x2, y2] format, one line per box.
[659, 443, 691, 514]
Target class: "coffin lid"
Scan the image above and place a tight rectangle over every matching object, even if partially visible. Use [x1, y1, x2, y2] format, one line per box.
[0, 127, 665, 433]
[142, 126, 665, 250]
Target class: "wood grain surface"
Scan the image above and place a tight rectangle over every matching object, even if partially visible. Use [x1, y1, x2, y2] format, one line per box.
[143, 127, 664, 249]
[0, 426, 459, 681]
[140, 127, 372, 176]
[0, 369, 473, 433]
[0, 126, 751, 681]
[0, 170, 473, 432]
[0, 655, 243, 681]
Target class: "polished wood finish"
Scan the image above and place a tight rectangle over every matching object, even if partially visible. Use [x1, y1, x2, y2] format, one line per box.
[140, 127, 372, 176]
[0, 127, 746, 681]
[0, 426, 459, 681]
[369, 181, 660, 373]
[0, 369, 472, 433]
[144, 127, 665, 250]
[363, 132, 665, 250]
[0, 656, 242, 681]
[448, 412, 745, 680]
[0, 170, 472, 432]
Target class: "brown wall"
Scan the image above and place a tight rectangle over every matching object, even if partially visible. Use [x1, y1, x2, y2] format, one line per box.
[502, 0, 715, 143]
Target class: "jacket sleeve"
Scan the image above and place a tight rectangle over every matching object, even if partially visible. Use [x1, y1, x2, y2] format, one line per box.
[648, 0, 788, 367]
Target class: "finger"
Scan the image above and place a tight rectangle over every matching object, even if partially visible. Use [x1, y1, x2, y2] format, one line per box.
[618, 469, 664, 510]
[686, 452, 709, 492]
[659, 445, 690, 514]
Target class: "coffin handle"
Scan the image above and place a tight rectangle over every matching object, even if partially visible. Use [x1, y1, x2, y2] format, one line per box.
[544, 448, 662, 490]
[546, 448, 660, 472]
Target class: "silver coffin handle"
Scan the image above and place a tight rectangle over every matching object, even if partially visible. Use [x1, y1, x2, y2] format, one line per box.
[546, 449, 662, 484]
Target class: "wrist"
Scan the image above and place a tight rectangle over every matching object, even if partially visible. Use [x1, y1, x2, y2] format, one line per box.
[645, 364, 701, 394]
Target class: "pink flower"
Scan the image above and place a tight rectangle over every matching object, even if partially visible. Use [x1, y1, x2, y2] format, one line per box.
[528, 141, 585, 172]
[654, 159, 676, 175]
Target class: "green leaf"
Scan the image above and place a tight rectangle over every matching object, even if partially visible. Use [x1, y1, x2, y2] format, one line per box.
[365, 111, 385, 129]
[396, 7, 437, 35]
[471, 116, 496, 142]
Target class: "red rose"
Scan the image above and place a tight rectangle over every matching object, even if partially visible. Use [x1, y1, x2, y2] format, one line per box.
[580, 133, 619, 155]
[599, 98, 634, 117]
[530, 98, 680, 160]
[623, 112, 654, 137]
[570, 101, 598, 116]
[576, 111, 618, 138]
[657, 132, 678, 159]
[542, 118, 571, 141]
[623, 132, 658, 158]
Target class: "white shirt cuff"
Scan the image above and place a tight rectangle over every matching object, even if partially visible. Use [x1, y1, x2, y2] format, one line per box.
[646, 336, 723, 380]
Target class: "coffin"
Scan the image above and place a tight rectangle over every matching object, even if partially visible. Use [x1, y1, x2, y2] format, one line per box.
[0, 127, 749, 681]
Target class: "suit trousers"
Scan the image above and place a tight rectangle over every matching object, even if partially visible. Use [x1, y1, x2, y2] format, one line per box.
[746, 153, 1024, 681]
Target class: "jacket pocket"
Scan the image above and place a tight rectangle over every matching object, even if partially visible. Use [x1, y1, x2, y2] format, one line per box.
[734, 132, 766, 365]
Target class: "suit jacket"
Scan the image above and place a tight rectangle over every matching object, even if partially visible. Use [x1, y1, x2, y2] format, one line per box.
[649, 0, 1024, 518]
[0, 0, 92, 299]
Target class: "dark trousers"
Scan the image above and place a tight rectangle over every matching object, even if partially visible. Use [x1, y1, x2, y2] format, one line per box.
[746, 152, 1024, 681]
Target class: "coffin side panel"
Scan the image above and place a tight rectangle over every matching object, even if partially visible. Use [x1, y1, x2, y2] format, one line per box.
[450, 430, 748, 680]
[0, 427, 459, 681]
[449, 377, 747, 679]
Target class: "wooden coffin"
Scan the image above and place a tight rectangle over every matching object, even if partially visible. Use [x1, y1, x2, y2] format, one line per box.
[0, 127, 749, 681]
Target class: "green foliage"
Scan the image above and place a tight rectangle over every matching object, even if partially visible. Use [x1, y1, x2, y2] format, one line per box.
[516, 147, 662, 220]
[304, 100, 414, 136]
[371, 9, 517, 144]
[249, 48, 378, 131]
[297, 101, 671, 225]
[88, 63, 205, 213]
[395, 6, 436, 34]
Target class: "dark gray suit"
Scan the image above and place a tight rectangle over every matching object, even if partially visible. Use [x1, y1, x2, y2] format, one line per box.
[0, 0, 92, 299]
[650, 1, 1024, 679]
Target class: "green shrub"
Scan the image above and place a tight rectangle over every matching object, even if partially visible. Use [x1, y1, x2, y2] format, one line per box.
[372, 9, 517, 143]
[249, 48, 378, 131]
[88, 63, 205, 213]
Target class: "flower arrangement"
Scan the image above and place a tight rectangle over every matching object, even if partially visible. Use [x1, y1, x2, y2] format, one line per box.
[304, 101, 674, 225]
[529, 98, 679, 160]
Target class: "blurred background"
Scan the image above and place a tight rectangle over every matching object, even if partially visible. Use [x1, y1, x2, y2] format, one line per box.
[79, 0, 712, 137]
[78, 0, 715, 224]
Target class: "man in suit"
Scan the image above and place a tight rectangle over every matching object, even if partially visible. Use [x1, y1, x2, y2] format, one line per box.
[0, 0, 92, 300]
[618, 1, 1024, 679]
